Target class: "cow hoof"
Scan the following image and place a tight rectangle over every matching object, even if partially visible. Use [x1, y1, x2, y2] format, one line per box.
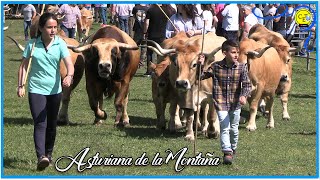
[93, 120, 103, 126]
[184, 135, 195, 141]
[123, 121, 130, 128]
[175, 123, 183, 130]
[246, 126, 257, 131]
[57, 121, 69, 126]
[207, 131, 219, 139]
[266, 124, 274, 129]
[282, 116, 290, 121]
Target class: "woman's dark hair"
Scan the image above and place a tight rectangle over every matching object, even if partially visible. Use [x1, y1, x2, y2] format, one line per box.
[37, 12, 58, 37]
[179, 4, 197, 25]
[222, 39, 239, 52]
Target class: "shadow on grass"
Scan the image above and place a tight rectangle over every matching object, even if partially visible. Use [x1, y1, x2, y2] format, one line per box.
[289, 93, 316, 99]
[122, 116, 186, 139]
[4, 117, 33, 126]
[3, 156, 30, 171]
[9, 58, 21, 62]
[4, 117, 88, 126]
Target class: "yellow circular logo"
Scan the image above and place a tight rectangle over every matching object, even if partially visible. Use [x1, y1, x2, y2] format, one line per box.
[295, 8, 313, 27]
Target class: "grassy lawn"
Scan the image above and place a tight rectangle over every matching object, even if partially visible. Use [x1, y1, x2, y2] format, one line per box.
[2, 18, 318, 177]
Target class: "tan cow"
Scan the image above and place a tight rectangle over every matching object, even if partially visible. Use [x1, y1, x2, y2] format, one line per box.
[239, 38, 290, 130]
[148, 32, 223, 141]
[68, 25, 140, 127]
[7, 36, 85, 125]
[248, 24, 296, 121]
[77, 7, 94, 42]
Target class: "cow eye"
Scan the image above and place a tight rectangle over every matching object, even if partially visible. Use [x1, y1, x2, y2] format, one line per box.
[192, 63, 197, 69]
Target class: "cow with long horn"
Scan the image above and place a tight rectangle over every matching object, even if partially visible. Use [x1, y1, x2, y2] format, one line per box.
[239, 38, 290, 131]
[148, 32, 223, 141]
[68, 25, 140, 127]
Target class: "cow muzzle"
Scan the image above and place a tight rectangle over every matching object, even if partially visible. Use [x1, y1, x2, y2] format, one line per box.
[98, 62, 112, 78]
[175, 80, 191, 91]
[280, 74, 289, 82]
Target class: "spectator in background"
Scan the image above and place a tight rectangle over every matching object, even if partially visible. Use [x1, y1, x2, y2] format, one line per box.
[116, 4, 132, 34]
[110, 4, 117, 25]
[241, 5, 258, 40]
[128, 4, 136, 38]
[250, 4, 264, 24]
[285, 4, 296, 43]
[273, 3, 287, 38]
[165, 4, 204, 38]
[84, 4, 91, 10]
[100, 4, 108, 27]
[94, 4, 101, 23]
[21, 4, 36, 41]
[214, 4, 225, 36]
[144, 4, 176, 76]
[132, 4, 149, 66]
[200, 4, 217, 33]
[263, 3, 276, 30]
[58, 4, 84, 39]
[221, 4, 239, 41]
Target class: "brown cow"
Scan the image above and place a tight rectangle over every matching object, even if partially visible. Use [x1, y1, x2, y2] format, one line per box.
[148, 32, 223, 141]
[7, 36, 85, 125]
[239, 38, 290, 130]
[77, 7, 93, 42]
[148, 32, 189, 131]
[248, 24, 296, 121]
[68, 25, 140, 126]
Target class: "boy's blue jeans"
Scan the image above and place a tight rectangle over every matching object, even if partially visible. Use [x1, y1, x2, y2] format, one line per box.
[217, 109, 241, 153]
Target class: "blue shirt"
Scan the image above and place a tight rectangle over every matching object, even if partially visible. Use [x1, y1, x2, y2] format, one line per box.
[23, 36, 70, 95]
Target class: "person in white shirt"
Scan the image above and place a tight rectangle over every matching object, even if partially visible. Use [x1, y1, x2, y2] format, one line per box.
[263, 4, 277, 30]
[241, 5, 258, 40]
[250, 4, 264, 24]
[200, 4, 217, 33]
[221, 4, 239, 41]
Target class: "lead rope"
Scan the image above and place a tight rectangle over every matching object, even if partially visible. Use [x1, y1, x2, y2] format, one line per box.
[194, 21, 205, 156]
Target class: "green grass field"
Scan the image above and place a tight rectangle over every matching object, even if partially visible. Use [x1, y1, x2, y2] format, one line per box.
[2, 19, 318, 177]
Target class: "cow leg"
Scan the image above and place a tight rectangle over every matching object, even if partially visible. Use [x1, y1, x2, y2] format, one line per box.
[57, 86, 72, 125]
[199, 102, 209, 135]
[169, 101, 182, 132]
[207, 102, 220, 139]
[122, 94, 130, 124]
[156, 97, 167, 130]
[280, 92, 290, 121]
[266, 96, 275, 129]
[184, 109, 195, 141]
[246, 88, 263, 131]
[114, 82, 130, 127]
[86, 81, 107, 124]
[93, 96, 105, 125]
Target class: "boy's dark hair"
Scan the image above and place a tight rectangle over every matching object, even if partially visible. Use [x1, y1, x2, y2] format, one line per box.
[37, 12, 58, 37]
[222, 39, 239, 52]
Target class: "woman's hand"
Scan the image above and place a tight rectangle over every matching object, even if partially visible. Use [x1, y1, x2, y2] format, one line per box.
[62, 75, 73, 88]
[186, 29, 195, 37]
[17, 86, 25, 97]
[239, 96, 247, 105]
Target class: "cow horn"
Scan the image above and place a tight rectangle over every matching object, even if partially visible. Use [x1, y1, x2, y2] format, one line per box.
[144, 45, 165, 56]
[288, 47, 296, 52]
[146, 40, 176, 55]
[7, 36, 25, 52]
[203, 46, 221, 57]
[68, 44, 92, 52]
[117, 43, 139, 50]
[246, 45, 272, 58]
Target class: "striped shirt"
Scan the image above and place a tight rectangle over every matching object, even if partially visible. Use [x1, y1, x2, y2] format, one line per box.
[202, 59, 252, 111]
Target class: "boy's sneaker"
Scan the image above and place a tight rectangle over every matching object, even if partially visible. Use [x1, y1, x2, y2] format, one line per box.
[143, 72, 151, 77]
[223, 152, 233, 165]
[37, 156, 50, 171]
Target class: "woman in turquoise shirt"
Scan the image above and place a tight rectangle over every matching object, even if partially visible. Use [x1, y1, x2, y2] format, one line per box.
[17, 12, 74, 171]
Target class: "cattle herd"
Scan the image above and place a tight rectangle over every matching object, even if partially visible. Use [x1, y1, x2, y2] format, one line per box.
[7, 4, 297, 141]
